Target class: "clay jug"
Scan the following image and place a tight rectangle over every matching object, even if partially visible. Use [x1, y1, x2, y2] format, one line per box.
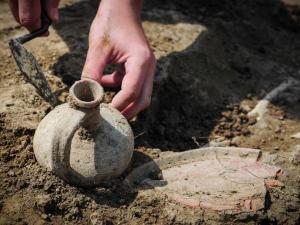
[33, 79, 134, 187]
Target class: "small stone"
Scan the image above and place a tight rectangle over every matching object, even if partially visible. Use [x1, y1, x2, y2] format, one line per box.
[265, 179, 284, 188]
[290, 145, 300, 165]
[230, 137, 240, 146]
[44, 181, 53, 192]
[248, 116, 257, 125]
[69, 207, 79, 216]
[241, 128, 250, 136]
[8, 170, 15, 176]
[287, 202, 298, 212]
[90, 212, 101, 225]
[224, 130, 233, 138]
[16, 180, 27, 189]
[221, 111, 231, 119]
[5, 103, 14, 107]
[240, 103, 251, 113]
[55, 187, 61, 194]
[41, 213, 48, 220]
[291, 132, 300, 139]
[118, 198, 126, 204]
[35, 194, 52, 213]
[275, 127, 281, 133]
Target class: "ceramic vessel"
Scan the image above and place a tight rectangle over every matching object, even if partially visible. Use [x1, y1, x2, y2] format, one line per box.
[125, 147, 282, 212]
[33, 79, 134, 187]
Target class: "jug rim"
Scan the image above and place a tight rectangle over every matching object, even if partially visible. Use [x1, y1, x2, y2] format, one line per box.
[69, 79, 104, 109]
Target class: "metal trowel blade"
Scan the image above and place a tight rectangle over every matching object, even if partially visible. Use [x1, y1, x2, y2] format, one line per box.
[9, 39, 58, 107]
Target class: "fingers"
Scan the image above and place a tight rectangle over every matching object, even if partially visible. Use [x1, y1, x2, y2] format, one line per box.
[100, 64, 125, 87]
[121, 60, 155, 119]
[9, 0, 20, 23]
[82, 46, 107, 83]
[82, 18, 110, 82]
[101, 71, 124, 88]
[45, 0, 60, 23]
[18, 0, 41, 32]
[9, 0, 60, 33]
[111, 56, 149, 112]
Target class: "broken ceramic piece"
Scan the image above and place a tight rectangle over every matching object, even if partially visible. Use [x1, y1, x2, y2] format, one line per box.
[33, 79, 134, 187]
[125, 147, 282, 213]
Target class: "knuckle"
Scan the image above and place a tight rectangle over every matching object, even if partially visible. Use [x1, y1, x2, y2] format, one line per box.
[136, 47, 155, 63]
[144, 99, 151, 108]
[141, 97, 151, 109]
[124, 90, 138, 102]
[19, 16, 38, 27]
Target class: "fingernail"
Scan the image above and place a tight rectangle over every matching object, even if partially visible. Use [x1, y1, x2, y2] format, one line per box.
[50, 9, 59, 23]
[81, 72, 100, 83]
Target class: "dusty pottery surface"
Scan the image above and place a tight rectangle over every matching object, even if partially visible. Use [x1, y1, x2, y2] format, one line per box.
[33, 79, 134, 187]
[126, 147, 282, 213]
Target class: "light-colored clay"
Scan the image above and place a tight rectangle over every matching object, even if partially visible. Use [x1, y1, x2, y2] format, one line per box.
[125, 147, 282, 213]
[33, 79, 134, 187]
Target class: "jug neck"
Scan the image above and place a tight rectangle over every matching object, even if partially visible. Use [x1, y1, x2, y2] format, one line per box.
[69, 79, 104, 110]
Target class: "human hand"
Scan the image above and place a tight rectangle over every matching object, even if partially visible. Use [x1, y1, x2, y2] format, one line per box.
[82, 0, 156, 119]
[9, 0, 60, 32]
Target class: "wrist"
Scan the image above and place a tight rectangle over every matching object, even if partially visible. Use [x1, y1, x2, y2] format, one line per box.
[98, 0, 142, 17]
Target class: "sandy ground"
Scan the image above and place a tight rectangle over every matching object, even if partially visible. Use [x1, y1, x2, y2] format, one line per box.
[0, 0, 300, 224]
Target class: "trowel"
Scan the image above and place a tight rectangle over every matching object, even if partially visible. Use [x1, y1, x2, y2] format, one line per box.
[9, 1, 58, 107]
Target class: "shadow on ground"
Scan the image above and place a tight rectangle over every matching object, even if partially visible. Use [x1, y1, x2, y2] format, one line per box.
[76, 150, 161, 207]
[52, 0, 300, 151]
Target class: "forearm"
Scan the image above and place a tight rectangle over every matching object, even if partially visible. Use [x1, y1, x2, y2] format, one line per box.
[99, 0, 142, 16]
[97, 0, 142, 20]
[89, 0, 146, 52]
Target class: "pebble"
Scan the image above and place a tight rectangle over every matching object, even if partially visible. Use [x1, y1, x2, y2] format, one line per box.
[275, 127, 281, 133]
[5, 103, 14, 107]
[41, 213, 49, 220]
[44, 181, 53, 192]
[290, 145, 300, 165]
[118, 198, 126, 204]
[55, 187, 61, 194]
[290, 132, 300, 139]
[8, 170, 15, 176]
[286, 202, 298, 212]
[16, 180, 27, 189]
[221, 111, 231, 119]
[35, 194, 52, 212]
[90, 212, 101, 225]
[69, 207, 79, 216]
[248, 116, 257, 125]
[240, 103, 251, 113]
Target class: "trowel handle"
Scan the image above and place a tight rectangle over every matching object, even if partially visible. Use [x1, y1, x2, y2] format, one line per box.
[15, 0, 52, 44]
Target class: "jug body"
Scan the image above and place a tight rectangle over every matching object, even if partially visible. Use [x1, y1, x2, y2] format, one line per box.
[33, 80, 134, 187]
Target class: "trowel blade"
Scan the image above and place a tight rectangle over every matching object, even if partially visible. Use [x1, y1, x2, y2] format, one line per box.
[9, 39, 58, 107]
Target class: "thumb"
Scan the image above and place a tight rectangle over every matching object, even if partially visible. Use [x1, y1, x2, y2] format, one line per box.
[82, 44, 107, 83]
[45, 0, 60, 23]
